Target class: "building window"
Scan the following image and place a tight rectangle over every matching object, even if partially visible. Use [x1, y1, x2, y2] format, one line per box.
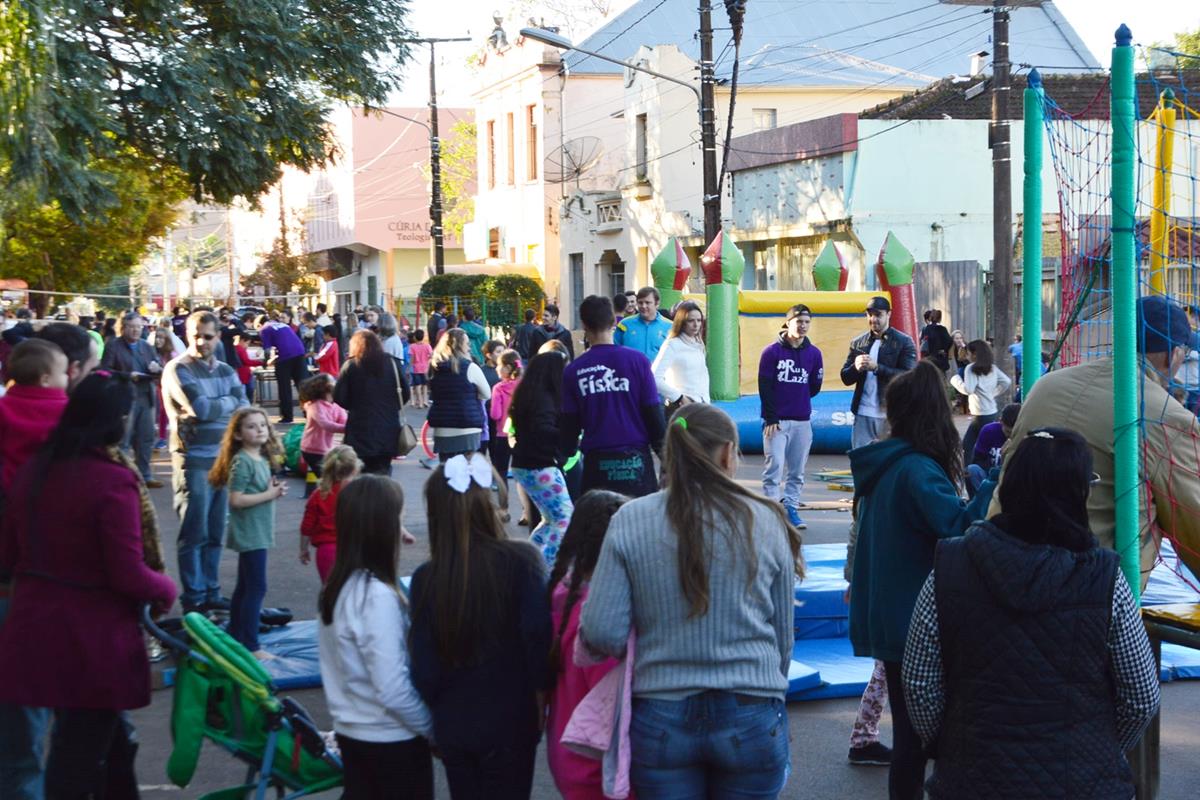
[752, 108, 777, 132]
[506, 112, 515, 185]
[486, 121, 496, 189]
[635, 114, 648, 181]
[569, 252, 584, 326]
[527, 105, 538, 180]
[599, 250, 625, 296]
[488, 227, 501, 258]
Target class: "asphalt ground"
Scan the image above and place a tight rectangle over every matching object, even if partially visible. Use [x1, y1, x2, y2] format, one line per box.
[128, 407, 1200, 798]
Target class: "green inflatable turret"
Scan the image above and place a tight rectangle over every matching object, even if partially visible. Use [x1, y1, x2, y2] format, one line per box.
[700, 230, 745, 402]
[650, 238, 692, 311]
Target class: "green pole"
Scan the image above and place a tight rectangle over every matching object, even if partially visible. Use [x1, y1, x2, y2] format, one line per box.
[700, 230, 745, 401]
[1111, 25, 1140, 601]
[1022, 69, 1045, 398]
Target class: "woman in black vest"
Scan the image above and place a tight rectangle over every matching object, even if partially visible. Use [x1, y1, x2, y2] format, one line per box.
[427, 329, 491, 461]
[333, 330, 409, 476]
[903, 427, 1159, 800]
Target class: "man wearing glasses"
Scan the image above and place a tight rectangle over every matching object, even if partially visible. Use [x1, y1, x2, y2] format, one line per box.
[162, 311, 249, 615]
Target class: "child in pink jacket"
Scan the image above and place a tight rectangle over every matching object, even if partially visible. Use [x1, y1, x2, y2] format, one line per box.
[546, 490, 631, 799]
[298, 374, 346, 482]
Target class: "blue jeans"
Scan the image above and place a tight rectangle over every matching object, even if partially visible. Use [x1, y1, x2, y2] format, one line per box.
[0, 598, 50, 800]
[173, 454, 229, 608]
[228, 549, 268, 652]
[630, 692, 789, 799]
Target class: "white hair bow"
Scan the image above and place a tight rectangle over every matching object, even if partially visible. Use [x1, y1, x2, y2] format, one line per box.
[444, 454, 493, 493]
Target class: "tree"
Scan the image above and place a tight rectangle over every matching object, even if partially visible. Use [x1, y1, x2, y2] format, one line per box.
[432, 120, 477, 240]
[242, 188, 320, 298]
[1173, 27, 1200, 56]
[1, 1, 414, 220]
[0, 151, 188, 313]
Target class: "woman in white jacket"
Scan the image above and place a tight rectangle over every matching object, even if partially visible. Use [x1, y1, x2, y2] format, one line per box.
[950, 339, 1012, 463]
[317, 475, 433, 800]
[652, 300, 710, 409]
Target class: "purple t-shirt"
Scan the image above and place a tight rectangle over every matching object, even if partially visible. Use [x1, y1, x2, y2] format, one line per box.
[259, 322, 305, 361]
[562, 344, 658, 453]
[973, 421, 1007, 468]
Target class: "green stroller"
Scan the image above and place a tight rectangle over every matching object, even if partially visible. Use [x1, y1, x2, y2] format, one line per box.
[144, 609, 343, 799]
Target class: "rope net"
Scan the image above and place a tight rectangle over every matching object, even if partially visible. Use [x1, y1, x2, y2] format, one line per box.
[1041, 53, 1200, 598]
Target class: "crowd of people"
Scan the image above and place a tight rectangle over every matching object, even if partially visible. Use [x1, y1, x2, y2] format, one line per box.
[1, 287, 1195, 800]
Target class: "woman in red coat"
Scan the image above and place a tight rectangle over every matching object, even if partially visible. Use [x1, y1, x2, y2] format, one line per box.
[0, 371, 177, 798]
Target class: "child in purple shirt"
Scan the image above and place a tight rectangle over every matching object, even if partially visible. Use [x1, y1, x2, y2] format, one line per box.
[561, 296, 665, 497]
[758, 304, 824, 529]
[968, 402, 1021, 496]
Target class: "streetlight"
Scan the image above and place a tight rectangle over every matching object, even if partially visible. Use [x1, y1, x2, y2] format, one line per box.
[520, 24, 720, 243]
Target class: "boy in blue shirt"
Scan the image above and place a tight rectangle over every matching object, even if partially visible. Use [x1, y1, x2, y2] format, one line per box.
[614, 287, 672, 362]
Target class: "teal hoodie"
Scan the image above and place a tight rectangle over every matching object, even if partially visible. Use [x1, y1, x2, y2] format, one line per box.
[848, 437, 994, 663]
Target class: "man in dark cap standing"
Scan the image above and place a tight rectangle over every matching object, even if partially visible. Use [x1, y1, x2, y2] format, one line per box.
[989, 295, 1200, 588]
[840, 296, 918, 449]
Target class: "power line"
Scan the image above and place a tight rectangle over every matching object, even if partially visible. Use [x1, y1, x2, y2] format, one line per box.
[568, 0, 670, 71]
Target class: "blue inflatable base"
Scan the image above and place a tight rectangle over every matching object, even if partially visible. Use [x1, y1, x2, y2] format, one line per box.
[795, 543, 850, 640]
[713, 394, 853, 455]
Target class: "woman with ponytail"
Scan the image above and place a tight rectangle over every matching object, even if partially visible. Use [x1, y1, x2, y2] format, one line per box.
[544, 490, 629, 799]
[580, 404, 803, 798]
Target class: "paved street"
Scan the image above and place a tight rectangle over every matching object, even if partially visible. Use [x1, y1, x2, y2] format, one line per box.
[130, 409, 1200, 798]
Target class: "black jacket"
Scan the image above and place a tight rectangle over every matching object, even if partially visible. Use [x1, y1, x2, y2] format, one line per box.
[99, 337, 161, 400]
[427, 358, 484, 430]
[528, 323, 575, 361]
[920, 323, 953, 372]
[929, 522, 1130, 800]
[333, 356, 409, 459]
[839, 328, 917, 413]
[511, 322, 537, 360]
[510, 388, 562, 469]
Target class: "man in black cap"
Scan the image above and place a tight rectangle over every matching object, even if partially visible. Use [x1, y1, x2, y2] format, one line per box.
[840, 296, 917, 448]
[989, 294, 1200, 588]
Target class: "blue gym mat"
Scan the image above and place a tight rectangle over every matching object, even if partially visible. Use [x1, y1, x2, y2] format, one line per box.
[260, 620, 323, 690]
[787, 638, 876, 701]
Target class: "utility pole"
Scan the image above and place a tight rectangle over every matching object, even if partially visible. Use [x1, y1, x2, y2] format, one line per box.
[698, 0, 720, 244]
[401, 36, 471, 275]
[990, 2, 1014, 373]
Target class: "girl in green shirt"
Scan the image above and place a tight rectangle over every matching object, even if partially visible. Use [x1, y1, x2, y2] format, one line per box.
[209, 406, 285, 656]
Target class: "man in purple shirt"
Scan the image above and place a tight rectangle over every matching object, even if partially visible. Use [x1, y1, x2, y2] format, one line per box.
[759, 303, 824, 529]
[560, 295, 665, 496]
[258, 313, 306, 423]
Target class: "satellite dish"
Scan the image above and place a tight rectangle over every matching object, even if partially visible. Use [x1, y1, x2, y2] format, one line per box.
[544, 136, 604, 185]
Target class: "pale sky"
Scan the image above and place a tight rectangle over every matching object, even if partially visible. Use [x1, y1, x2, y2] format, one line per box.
[389, 0, 1200, 108]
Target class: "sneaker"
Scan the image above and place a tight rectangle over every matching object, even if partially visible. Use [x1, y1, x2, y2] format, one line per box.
[848, 741, 892, 766]
[144, 479, 164, 489]
[154, 438, 168, 450]
[785, 505, 807, 529]
[203, 596, 232, 612]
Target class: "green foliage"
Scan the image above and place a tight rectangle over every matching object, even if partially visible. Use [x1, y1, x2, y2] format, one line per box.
[0, 0, 414, 220]
[1174, 27, 1200, 56]
[437, 121, 477, 240]
[477, 274, 545, 328]
[0, 151, 188, 307]
[418, 274, 486, 299]
[242, 242, 320, 298]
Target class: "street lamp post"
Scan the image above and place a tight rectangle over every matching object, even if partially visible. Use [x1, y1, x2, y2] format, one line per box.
[520, 24, 720, 243]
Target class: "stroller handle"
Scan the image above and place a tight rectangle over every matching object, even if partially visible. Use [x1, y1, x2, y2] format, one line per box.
[141, 603, 202, 659]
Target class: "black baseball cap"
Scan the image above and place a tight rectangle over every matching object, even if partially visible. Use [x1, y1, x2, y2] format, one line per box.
[782, 304, 812, 328]
[866, 296, 891, 313]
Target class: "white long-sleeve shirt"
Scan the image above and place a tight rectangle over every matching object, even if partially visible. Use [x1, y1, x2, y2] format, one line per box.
[950, 365, 1012, 416]
[651, 335, 711, 404]
[318, 570, 432, 743]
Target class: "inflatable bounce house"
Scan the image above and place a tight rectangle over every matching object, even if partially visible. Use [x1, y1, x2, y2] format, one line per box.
[651, 231, 921, 454]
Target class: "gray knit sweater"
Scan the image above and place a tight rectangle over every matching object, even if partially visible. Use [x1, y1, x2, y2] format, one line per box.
[579, 490, 796, 701]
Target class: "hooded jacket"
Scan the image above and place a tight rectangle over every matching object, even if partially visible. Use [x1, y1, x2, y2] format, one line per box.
[927, 521, 1132, 799]
[529, 323, 575, 361]
[848, 438, 992, 662]
[758, 332, 824, 425]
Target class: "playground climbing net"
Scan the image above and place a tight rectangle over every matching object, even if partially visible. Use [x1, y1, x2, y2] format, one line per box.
[1040, 47, 1200, 597]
